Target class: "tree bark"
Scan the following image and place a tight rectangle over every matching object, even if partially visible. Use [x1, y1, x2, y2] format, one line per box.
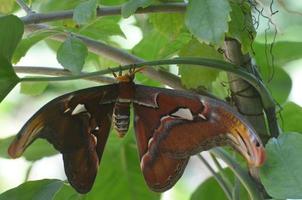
[224, 39, 270, 143]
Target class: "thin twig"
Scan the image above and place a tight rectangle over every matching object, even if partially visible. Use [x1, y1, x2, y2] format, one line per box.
[211, 148, 264, 200]
[21, 3, 187, 24]
[24, 24, 184, 89]
[14, 66, 116, 84]
[210, 153, 233, 189]
[16, 0, 34, 15]
[197, 154, 233, 200]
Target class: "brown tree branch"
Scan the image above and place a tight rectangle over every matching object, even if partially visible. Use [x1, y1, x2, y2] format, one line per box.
[24, 24, 183, 89]
[20, 3, 186, 24]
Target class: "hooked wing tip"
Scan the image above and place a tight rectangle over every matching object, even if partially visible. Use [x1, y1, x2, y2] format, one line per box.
[8, 138, 23, 159]
[252, 145, 266, 167]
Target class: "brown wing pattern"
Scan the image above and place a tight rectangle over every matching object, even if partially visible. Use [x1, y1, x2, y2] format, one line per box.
[8, 85, 118, 193]
[134, 85, 265, 191]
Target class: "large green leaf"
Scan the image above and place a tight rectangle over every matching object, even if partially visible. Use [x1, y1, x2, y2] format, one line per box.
[100, 0, 127, 5]
[279, 102, 302, 133]
[0, 55, 20, 103]
[20, 81, 49, 96]
[57, 36, 88, 74]
[121, 0, 154, 18]
[149, 13, 185, 38]
[179, 39, 223, 89]
[12, 30, 58, 64]
[191, 168, 248, 200]
[0, 136, 58, 161]
[39, 0, 81, 12]
[0, 179, 64, 200]
[0, 15, 24, 61]
[53, 184, 82, 200]
[253, 41, 302, 76]
[267, 67, 292, 104]
[84, 130, 160, 200]
[227, 2, 255, 53]
[73, 0, 98, 25]
[260, 132, 302, 199]
[185, 0, 231, 45]
[132, 31, 168, 60]
[78, 16, 124, 41]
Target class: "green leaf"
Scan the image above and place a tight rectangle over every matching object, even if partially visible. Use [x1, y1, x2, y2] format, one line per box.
[185, 0, 231, 45]
[78, 16, 124, 41]
[191, 168, 248, 200]
[13, 30, 58, 64]
[20, 81, 49, 96]
[101, 0, 127, 5]
[279, 102, 302, 133]
[0, 136, 58, 161]
[39, 0, 82, 12]
[0, 179, 64, 200]
[73, 0, 98, 25]
[121, 0, 153, 18]
[267, 67, 291, 104]
[0, 0, 15, 14]
[0, 55, 20, 103]
[211, 72, 229, 99]
[85, 130, 160, 200]
[179, 39, 223, 89]
[57, 36, 88, 74]
[149, 13, 185, 38]
[253, 41, 302, 78]
[132, 31, 168, 59]
[260, 132, 302, 199]
[53, 184, 82, 200]
[227, 2, 255, 53]
[0, 15, 24, 61]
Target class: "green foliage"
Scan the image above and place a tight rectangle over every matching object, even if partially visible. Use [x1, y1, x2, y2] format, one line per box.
[185, 0, 231, 45]
[0, 0, 15, 14]
[122, 0, 154, 18]
[12, 30, 59, 64]
[0, 179, 64, 200]
[267, 67, 292, 104]
[149, 13, 185, 38]
[179, 39, 223, 89]
[260, 132, 302, 199]
[0, 15, 24, 61]
[0, 55, 20, 103]
[228, 2, 255, 53]
[57, 35, 88, 74]
[20, 81, 48, 96]
[191, 168, 248, 200]
[73, 0, 98, 25]
[78, 16, 125, 41]
[53, 184, 82, 200]
[280, 102, 302, 133]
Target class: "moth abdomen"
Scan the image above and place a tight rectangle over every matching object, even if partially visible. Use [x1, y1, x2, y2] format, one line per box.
[113, 101, 131, 137]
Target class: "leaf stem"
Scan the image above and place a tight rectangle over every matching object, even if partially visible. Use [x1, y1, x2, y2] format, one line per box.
[15, 0, 34, 15]
[197, 154, 233, 200]
[211, 148, 264, 200]
[210, 153, 233, 189]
